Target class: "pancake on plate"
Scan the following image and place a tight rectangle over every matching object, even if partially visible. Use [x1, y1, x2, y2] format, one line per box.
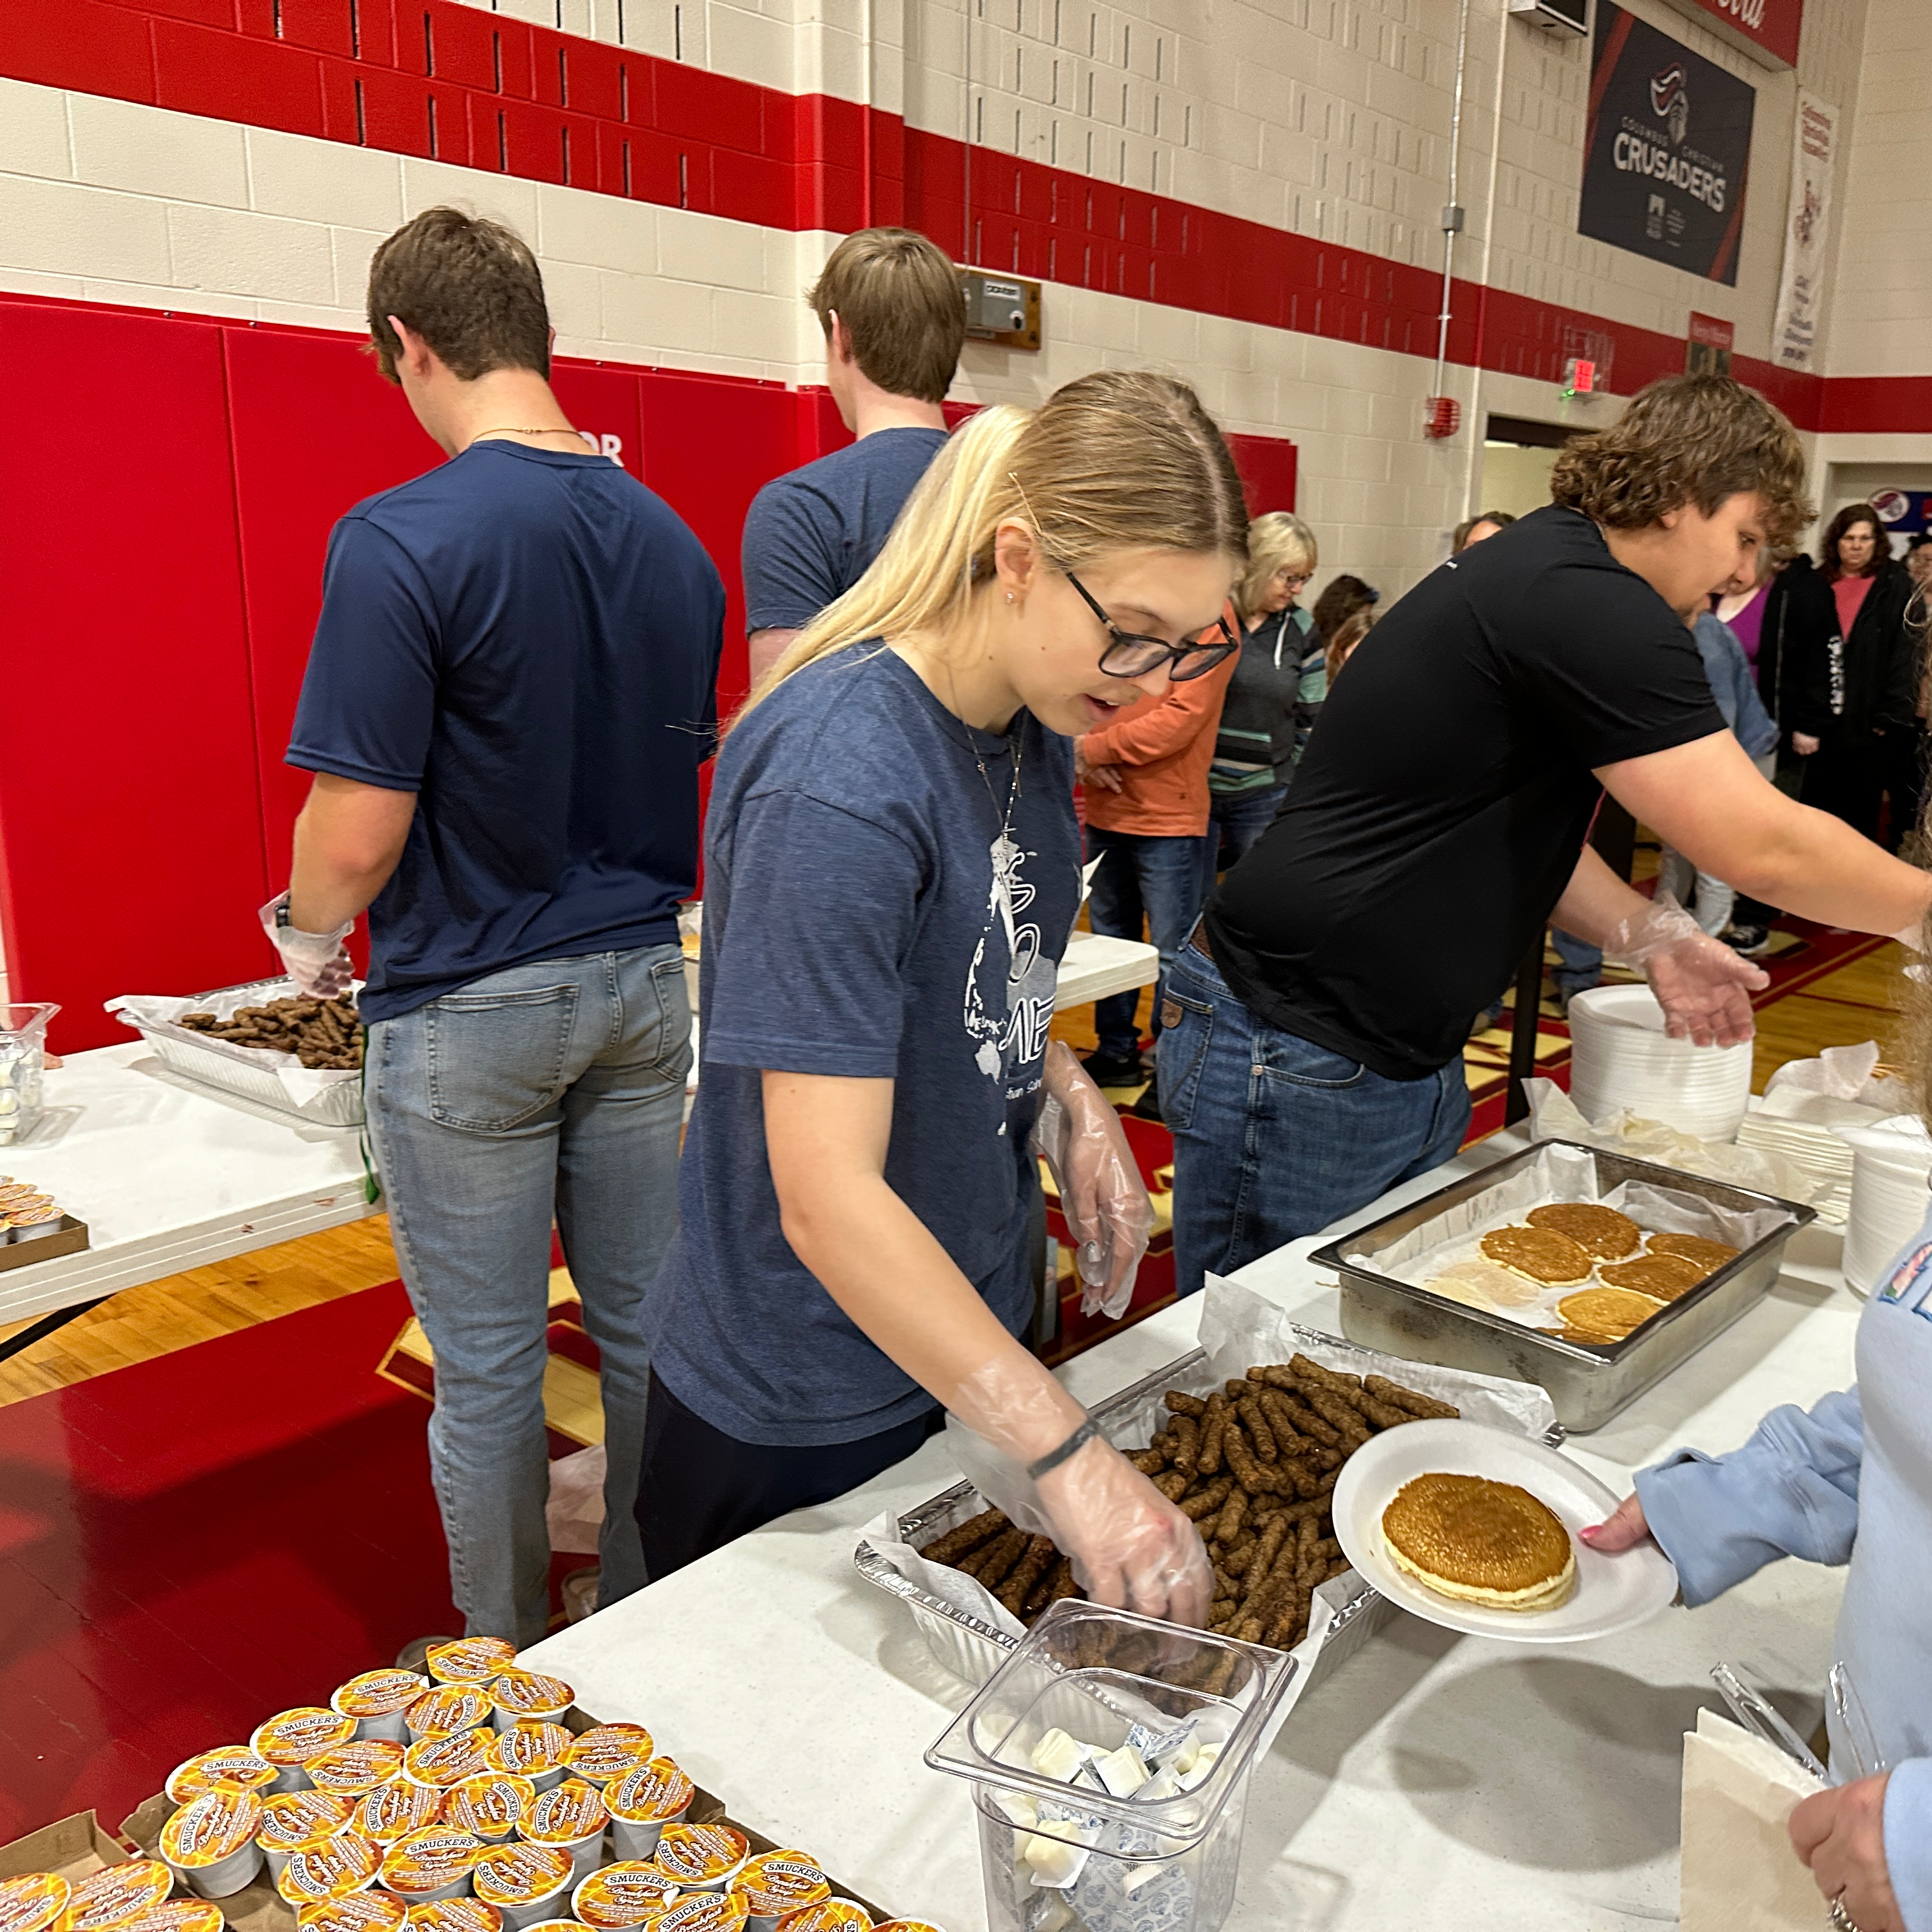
[1598, 1253, 1705, 1302]
[1644, 1231, 1740, 1277]
[1479, 1226, 1593, 1287]
[1526, 1202, 1643, 1261]
[1430, 1257, 1545, 1308]
[1556, 1286, 1666, 1340]
[1381, 1473, 1575, 1612]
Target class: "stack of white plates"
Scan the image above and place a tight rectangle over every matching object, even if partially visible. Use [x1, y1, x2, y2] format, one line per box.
[1837, 1115, 1932, 1294]
[1566, 984, 1754, 1141]
[1734, 1114, 1856, 1223]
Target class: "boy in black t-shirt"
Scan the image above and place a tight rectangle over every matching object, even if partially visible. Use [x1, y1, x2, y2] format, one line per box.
[1162, 375, 1932, 1297]
[741, 228, 965, 684]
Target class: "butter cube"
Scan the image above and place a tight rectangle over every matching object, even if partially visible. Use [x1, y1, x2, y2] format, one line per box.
[1093, 1745, 1149, 1798]
[1031, 1728, 1089, 1782]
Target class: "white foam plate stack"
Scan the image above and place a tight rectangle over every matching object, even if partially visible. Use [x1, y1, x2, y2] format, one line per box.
[1837, 1114, 1932, 1295]
[1733, 1114, 1855, 1223]
[1565, 984, 1754, 1142]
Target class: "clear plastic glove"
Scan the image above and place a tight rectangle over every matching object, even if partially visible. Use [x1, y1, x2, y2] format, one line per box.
[1603, 890, 1767, 1048]
[946, 1351, 1213, 1628]
[259, 891, 355, 999]
[1031, 1039, 1155, 1319]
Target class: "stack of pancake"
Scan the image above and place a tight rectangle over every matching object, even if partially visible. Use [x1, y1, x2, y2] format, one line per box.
[1381, 1472, 1575, 1613]
[1422, 1202, 1738, 1344]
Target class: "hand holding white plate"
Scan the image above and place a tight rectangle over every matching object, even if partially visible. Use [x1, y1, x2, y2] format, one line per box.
[1330, 1418, 1676, 1643]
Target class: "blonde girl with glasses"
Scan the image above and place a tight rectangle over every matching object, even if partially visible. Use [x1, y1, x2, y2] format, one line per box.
[634, 371, 1247, 1623]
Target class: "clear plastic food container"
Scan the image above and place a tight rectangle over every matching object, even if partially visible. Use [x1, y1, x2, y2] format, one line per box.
[925, 1598, 1297, 1932]
[0, 1004, 57, 1147]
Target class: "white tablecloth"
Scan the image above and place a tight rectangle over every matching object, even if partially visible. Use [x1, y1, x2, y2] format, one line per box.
[526, 1133, 1858, 1930]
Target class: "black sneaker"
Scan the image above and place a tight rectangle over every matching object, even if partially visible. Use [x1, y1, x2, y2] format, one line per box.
[1724, 924, 1772, 958]
[1080, 1048, 1147, 1089]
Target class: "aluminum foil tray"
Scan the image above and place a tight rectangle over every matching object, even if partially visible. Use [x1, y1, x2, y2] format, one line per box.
[1312, 1138, 1816, 1432]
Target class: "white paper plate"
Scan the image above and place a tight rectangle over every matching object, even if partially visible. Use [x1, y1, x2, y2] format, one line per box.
[1330, 1419, 1678, 1644]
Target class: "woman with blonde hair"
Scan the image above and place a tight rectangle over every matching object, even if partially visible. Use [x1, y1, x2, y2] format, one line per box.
[1201, 512, 1321, 889]
[634, 371, 1245, 1615]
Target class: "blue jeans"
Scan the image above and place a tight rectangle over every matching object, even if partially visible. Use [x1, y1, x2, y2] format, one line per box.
[367, 942, 691, 1646]
[1200, 783, 1287, 901]
[1551, 927, 1603, 1000]
[1086, 826, 1209, 1062]
[1157, 941, 1471, 1297]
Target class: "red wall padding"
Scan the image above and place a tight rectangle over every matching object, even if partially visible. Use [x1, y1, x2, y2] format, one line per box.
[0, 293, 1294, 1055]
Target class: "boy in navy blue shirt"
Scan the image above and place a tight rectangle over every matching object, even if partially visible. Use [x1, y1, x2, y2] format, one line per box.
[266, 208, 723, 1646]
[740, 227, 964, 683]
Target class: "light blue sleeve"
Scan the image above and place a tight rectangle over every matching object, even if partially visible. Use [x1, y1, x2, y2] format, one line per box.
[1728, 648, 1781, 758]
[1885, 1759, 1932, 1932]
[1632, 1388, 1863, 1607]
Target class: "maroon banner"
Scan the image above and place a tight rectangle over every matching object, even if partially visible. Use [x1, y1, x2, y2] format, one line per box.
[1677, 0, 1802, 68]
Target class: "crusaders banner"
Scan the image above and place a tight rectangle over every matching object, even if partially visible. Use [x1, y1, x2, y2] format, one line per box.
[1579, 5, 1757, 287]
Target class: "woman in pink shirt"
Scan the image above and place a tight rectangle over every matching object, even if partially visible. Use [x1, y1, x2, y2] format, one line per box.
[1805, 503, 1921, 848]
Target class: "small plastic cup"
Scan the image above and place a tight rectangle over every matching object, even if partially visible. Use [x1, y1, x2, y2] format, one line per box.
[726, 1853, 829, 1932]
[160, 1787, 267, 1899]
[485, 1669, 574, 1735]
[0, 1874, 69, 1932]
[772, 1906, 873, 1932]
[403, 1899, 502, 1932]
[404, 1730, 494, 1790]
[308, 1738, 406, 1802]
[333, 1671, 429, 1744]
[119, 1901, 226, 1932]
[252, 1708, 358, 1794]
[652, 1825, 749, 1896]
[483, 1723, 574, 1795]
[649, 1896, 750, 1932]
[406, 1686, 494, 1745]
[570, 1861, 680, 1931]
[354, 1775, 446, 1846]
[257, 1788, 355, 1882]
[164, 1745, 280, 1804]
[425, 1639, 518, 1686]
[471, 1843, 576, 1932]
[378, 1827, 487, 1905]
[605, 1757, 695, 1862]
[519, 1780, 610, 1883]
[61, 1859, 175, 1932]
[564, 1722, 656, 1789]
[275, 1832, 381, 1912]
[296, 1894, 410, 1932]
[445, 1772, 535, 1844]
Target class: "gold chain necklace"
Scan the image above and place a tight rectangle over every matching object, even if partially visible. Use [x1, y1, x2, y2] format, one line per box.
[470, 426, 586, 444]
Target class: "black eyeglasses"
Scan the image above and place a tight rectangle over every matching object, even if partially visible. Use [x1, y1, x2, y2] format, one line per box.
[1065, 571, 1237, 683]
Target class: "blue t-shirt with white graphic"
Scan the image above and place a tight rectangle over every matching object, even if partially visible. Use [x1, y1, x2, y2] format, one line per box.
[645, 643, 1080, 1446]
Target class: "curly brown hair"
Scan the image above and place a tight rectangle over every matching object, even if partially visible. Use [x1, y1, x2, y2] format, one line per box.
[367, 206, 549, 383]
[1818, 503, 1888, 581]
[1549, 373, 1811, 545]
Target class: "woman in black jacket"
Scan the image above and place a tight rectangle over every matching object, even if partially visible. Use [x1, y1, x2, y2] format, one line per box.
[1804, 504, 1920, 848]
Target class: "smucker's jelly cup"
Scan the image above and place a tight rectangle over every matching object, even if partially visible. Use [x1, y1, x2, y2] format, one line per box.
[424, 1639, 517, 1687]
[404, 1899, 502, 1932]
[119, 1900, 226, 1932]
[308, 1739, 406, 1802]
[404, 1731, 494, 1790]
[570, 1862, 681, 1931]
[256, 1788, 355, 1882]
[652, 1825, 749, 1896]
[772, 1905, 873, 1932]
[354, 1777, 445, 1845]
[165, 1745, 280, 1804]
[378, 1828, 487, 1905]
[160, 1788, 267, 1899]
[274, 1833, 381, 1912]
[0, 1874, 67, 1932]
[605, 1758, 695, 1862]
[518, 1781, 610, 1885]
[484, 1669, 574, 1735]
[445, 1772, 535, 1844]
[405, 1687, 493, 1745]
[252, 1709, 358, 1794]
[564, 1724, 655, 1788]
[470, 1843, 576, 1932]
[296, 1894, 410, 1932]
[644, 1894, 749, 1932]
[332, 1671, 429, 1745]
[482, 1724, 573, 1795]
[61, 1860, 175, 1932]
[726, 1853, 829, 1932]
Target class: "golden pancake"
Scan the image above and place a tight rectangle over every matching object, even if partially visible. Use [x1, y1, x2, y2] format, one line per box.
[1598, 1254, 1705, 1302]
[1479, 1226, 1593, 1286]
[1526, 1202, 1643, 1260]
[1537, 1326, 1617, 1347]
[1556, 1286, 1666, 1339]
[1381, 1473, 1575, 1611]
[1644, 1232, 1739, 1276]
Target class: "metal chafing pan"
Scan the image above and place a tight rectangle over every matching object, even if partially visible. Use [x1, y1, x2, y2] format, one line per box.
[857, 1346, 1400, 1695]
[1310, 1138, 1816, 1432]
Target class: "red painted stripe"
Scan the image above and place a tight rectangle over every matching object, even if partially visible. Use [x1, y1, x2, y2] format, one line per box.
[0, 0, 1908, 429]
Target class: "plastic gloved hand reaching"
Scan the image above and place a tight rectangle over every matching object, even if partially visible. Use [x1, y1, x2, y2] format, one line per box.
[1602, 888, 1767, 1047]
[946, 1349, 1214, 1627]
[1031, 1039, 1156, 1319]
[259, 890, 355, 999]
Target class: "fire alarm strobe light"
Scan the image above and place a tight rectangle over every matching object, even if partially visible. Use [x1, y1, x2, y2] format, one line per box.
[1563, 356, 1597, 398]
[1422, 396, 1460, 439]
